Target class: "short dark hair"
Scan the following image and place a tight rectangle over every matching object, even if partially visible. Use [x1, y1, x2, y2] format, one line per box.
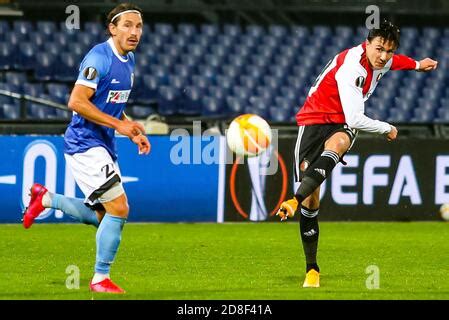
[106, 3, 143, 35]
[367, 19, 400, 48]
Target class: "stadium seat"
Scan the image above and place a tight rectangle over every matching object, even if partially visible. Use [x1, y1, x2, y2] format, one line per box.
[35, 53, 57, 81]
[226, 96, 245, 114]
[23, 83, 44, 97]
[0, 21, 10, 41]
[154, 23, 174, 38]
[223, 24, 241, 38]
[180, 86, 202, 115]
[36, 21, 57, 38]
[246, 25, 264, 38]
[17, 42, 37, 70]
[46, 83, 70, 104]
[1, 103, 20, 120]
[269, 106, 291, 122]
[177, 23, 196, 38]
[202, 96, 225, 116]
[0, 42, 15, 70]
[54, 52, 78, 82]
[28, 102, 56, 119]
[157, 86, 180, 116]
[129, 105, 156, 119]
[201, 24, 219, 37]
[13, 21, 33, 39]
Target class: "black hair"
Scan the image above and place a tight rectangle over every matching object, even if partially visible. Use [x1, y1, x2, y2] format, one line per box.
[367, 19, 400, 48]
[106, 3, 143, 35]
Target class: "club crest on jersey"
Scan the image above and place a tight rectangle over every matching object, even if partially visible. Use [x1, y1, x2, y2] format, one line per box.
[376, 73, 383, 82]
[106, 90, 131, 103]
[355, 76, 365, 88]
[83, 67, 97, 80]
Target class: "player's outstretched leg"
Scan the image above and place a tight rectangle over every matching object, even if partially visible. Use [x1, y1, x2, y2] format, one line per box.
[90, 214, 126, 294]
[90, 193, 128, 294]
[22, 183, 100, 229]
[22, 183, 48, 229]
[299, 205, 320, 288]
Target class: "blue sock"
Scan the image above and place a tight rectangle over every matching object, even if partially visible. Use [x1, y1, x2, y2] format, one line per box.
[95, 214, 126, 275]
[51, 194, 99, 227]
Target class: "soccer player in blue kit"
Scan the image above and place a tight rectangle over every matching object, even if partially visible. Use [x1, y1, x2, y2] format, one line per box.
[22, 3, 150, 293]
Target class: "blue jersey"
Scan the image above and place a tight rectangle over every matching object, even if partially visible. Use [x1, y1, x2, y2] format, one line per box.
[64, 38, 135, 160]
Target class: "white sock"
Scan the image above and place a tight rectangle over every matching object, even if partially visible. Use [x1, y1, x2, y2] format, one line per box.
[92, 273, 110, 284]
[41, 192, 52, 208]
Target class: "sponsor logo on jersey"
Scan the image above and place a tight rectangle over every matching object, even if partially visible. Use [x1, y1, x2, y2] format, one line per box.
[106, 90, 131, 103]
[83, 67, 97, 80]
[355, 76, 365, 88]
[111, 78, 120, 84]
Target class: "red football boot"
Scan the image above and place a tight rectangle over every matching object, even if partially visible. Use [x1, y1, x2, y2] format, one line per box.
[22, 183, 48, 229]
[89, 278, 125, 294]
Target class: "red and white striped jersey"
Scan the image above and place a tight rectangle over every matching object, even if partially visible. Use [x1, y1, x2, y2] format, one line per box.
[296, 42, 418, 134]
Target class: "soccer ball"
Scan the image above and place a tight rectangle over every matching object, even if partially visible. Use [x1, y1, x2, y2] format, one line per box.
[439, 203, 449, 221]
[226, 114, 272, 157]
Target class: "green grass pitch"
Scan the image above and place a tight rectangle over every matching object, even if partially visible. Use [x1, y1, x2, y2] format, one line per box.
[1, 222, 449, 300]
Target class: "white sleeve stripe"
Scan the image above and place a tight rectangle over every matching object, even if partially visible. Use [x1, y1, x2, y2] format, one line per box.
[75, 79, 97, 90]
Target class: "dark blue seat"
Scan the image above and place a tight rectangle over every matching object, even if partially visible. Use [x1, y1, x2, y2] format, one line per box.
[246, 25, 264, 39]
[129, 105, 156, 119]
[0, 42, 15, 70]
[1, 103, 20, 120]
[18, 42, 37, 70]
[239, 75, 258, 90]
[76, 33, 96, 49]
[168, 75, 188, 90]
[36, 21, 57, 38]
[171, 34, 189, 48]
[387, 108, 411, 122]
[244, 65, 264, 79]
[173, 64, 193, 78]
[149, 64, 170, 85]
[191, 75, 213, 91]
[197, 65, 218, 82]
[217, 34, 236, 48]
[23, 83, 44, 97]
[269, 106, 291, 122]
[35, 53, 57, 81]
[269, 25, 288, 39]
[215, 75, 235, 92]
[134, 74, 158, 104]
[411, 108, 434, 123]
[154, 23, 174, 38]
[365, 107, 387, 121]
[226, 96, 245, 114]
[178, 24, 196, 38]
[5, 32, 22, 48]
[54, 52, 78, 82]
[232, 86, 250, 101]
[53, 32, 70, 48]
[202, 96, 225, 116]
[0, 21, 10, 41]
[84, 22, 103, 39]
[221, 65, 240, 79]
[238, 35, 257, 48]
[290, 25, 309, 38]
[180, 86, 202, 115]
[201, 24, 219, 37]
[210, 43, 230, 57]
[437, 108, 449, 122]
[203, 54, 223, 68]
[5, 72, 26, 92]
[157, 86, 180, 116]
[47, 83, 70, 103]
[28, 102, 56, 119]
[223, 24, 241, 38]
[13, 21, 33, 39]
[186, 43, 206, 57]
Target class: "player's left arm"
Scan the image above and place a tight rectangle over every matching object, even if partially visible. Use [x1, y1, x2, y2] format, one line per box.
[121, 111, 151, 155]
[391, 54, 438, 72]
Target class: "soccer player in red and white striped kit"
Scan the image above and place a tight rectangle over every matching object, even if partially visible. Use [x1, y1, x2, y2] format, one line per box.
[276, 20, 438, 288]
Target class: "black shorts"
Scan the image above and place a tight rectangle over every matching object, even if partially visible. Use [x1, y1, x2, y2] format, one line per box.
[294, 123, 357, 182]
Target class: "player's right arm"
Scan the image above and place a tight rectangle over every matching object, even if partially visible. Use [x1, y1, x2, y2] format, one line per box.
[68, 85, 145, 139]
[335, 62, 396, 141]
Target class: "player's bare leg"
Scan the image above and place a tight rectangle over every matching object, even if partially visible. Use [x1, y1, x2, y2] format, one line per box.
[22, 183, 100, 229]
[90, 193, 128, 294]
